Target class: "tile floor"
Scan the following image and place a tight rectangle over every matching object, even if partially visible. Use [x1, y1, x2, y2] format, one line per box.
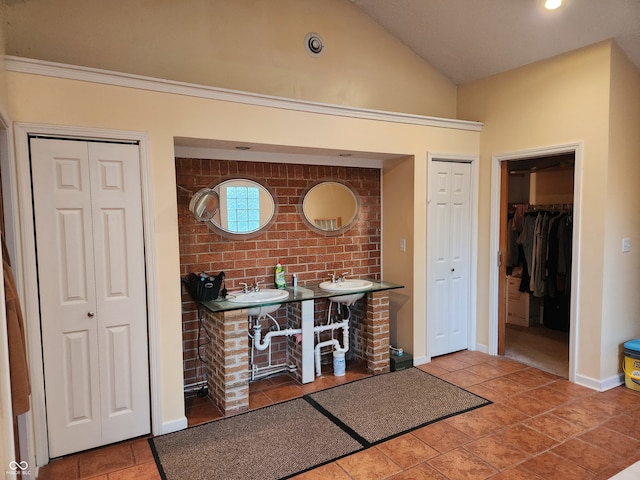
[37, 351, 640, 479]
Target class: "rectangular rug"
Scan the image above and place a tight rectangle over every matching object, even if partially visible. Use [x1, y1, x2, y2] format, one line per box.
[150, 368, 490, 480]
[306, 367, 491, 446]
[150, 398, 363, 480]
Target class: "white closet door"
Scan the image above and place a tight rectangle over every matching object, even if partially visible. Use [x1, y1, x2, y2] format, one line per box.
[429, 161, 471, 357]
[31, 138, 149, 457]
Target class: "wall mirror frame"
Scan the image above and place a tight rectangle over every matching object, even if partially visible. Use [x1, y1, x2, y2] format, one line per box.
[299, 179, 360, 236]
[192, 175, 278, 239]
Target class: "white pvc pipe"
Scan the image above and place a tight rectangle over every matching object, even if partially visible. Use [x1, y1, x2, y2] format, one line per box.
[250, 316, 349, 377]
[315, 339, 340, 376]
[253, 325, 302, 351]
[314, 320, 349, 376]
[314, 319, 348, 335]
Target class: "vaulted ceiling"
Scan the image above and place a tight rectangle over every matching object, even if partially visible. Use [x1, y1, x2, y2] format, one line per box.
[350, 0, 640, 84]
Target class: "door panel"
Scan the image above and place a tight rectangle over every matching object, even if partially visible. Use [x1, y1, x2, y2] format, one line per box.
[89, 142, 149, 443]
[32, 139, 102, 456]
[63, 330, 94, 424]
[105, 324, 133, 413]
[31, 138, 149, 457]
[58, 209, 91, 302]
[429, 161, 472, 356]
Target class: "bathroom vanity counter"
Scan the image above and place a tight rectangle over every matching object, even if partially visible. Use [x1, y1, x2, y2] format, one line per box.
[199, 279, 403, 415]
[200, 278, 403, 313]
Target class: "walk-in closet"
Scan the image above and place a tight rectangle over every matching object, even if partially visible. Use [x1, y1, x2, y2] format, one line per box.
[503, 154, 574, 377]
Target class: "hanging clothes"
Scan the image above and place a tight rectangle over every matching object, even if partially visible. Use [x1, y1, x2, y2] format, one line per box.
[517, 213, 537, 293]
[507, 204, 527, 268]
[510, 205, 572, 332]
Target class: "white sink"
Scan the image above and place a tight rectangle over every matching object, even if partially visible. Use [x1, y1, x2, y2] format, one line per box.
[227, 289, 289, 316]
[319, 279, 373, 293]
[319, 279, 373, 306]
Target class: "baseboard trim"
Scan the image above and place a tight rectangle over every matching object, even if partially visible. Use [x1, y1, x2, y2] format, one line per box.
[161, 417, 188, 435]
[574, 372, 624, 392]
[413, 355, 429, 366]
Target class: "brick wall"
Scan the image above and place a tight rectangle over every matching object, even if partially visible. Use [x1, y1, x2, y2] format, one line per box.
[177, 158, 381, 389]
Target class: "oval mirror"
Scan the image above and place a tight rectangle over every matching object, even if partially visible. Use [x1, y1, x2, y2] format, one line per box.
[193, 178, 277, 237]
[301, 181, 359, 235]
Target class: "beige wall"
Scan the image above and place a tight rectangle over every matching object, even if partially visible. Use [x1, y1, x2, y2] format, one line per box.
[601, 44, 640, 379]
[0, 1, 12, 472]
[5, 0, 457, 118]
[0, 0, 8, 117]
[383, 156, 415, 351]
[6, 69, 479, 431]
[458, 41, 640, 384]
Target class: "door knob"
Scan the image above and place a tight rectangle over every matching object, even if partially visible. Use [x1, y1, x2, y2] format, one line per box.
[87, 311, 95, 318]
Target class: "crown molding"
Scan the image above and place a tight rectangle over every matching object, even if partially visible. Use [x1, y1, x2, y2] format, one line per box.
[5, 56, 482, 132]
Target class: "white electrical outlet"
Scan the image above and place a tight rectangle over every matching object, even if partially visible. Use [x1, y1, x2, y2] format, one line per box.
[400, 239, 406, 252]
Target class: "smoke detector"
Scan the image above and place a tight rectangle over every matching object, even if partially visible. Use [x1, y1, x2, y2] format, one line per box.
[304, 32, 324, 57]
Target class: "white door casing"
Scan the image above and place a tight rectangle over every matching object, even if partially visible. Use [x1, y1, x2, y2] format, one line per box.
[489, 143, 581, 383]
[428, 160, 472, 357]
[31, 138, 150, 457]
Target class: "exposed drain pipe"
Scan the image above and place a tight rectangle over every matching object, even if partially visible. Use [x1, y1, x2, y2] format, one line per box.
[249, 313, 297, 380]
[314, 319, 349, 376]
[250, 318, 350, 377]
[253, 325, 302, 351]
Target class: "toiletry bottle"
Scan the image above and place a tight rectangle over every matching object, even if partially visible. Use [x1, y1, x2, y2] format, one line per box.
[275, 261, 286, 289]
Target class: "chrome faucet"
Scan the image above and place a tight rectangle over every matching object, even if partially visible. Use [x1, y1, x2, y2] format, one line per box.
[328, 271, 350, 283]
[239, 279, 263, 293]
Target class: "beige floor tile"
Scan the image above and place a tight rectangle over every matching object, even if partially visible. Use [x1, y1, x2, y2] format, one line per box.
[36, 357, 640, 480]
[78, 443, 134, 479]
[337, 448, 403, 480]
[376, 434, 439, 469]
[428, 447, 498, 480]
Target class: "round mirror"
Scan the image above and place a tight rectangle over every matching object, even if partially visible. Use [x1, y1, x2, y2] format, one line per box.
[189, 188, 219, 221]
[301, 181, 360, 235]
[193, 178, 277, 237]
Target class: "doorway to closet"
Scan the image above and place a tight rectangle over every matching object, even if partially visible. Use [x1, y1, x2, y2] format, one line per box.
[499, 153, 574, 378]
[30, 137, 151, 458]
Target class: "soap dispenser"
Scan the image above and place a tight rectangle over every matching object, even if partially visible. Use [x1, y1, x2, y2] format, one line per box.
[274, 260, 286, 289]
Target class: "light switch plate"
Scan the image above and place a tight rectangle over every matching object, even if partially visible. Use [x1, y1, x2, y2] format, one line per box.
[622, 237, 631, 253]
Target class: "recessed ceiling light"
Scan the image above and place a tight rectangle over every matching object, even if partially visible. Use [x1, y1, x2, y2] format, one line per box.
[545, 0, 561, 10]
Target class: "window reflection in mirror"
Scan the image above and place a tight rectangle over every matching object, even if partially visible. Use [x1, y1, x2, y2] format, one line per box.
[301, 181, 360, 235]
[195, 178, 276, 237]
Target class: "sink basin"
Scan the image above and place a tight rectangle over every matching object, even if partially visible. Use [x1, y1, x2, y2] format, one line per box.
[228, 289, 289, 304]
[319, 279, 373, 306]
[227, 289, 289, 316]
[319, 279, 373, 293]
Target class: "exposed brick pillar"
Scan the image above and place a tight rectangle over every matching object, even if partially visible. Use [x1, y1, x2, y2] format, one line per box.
[365, 291, 390, 374]
[203, 308, 250, 414]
